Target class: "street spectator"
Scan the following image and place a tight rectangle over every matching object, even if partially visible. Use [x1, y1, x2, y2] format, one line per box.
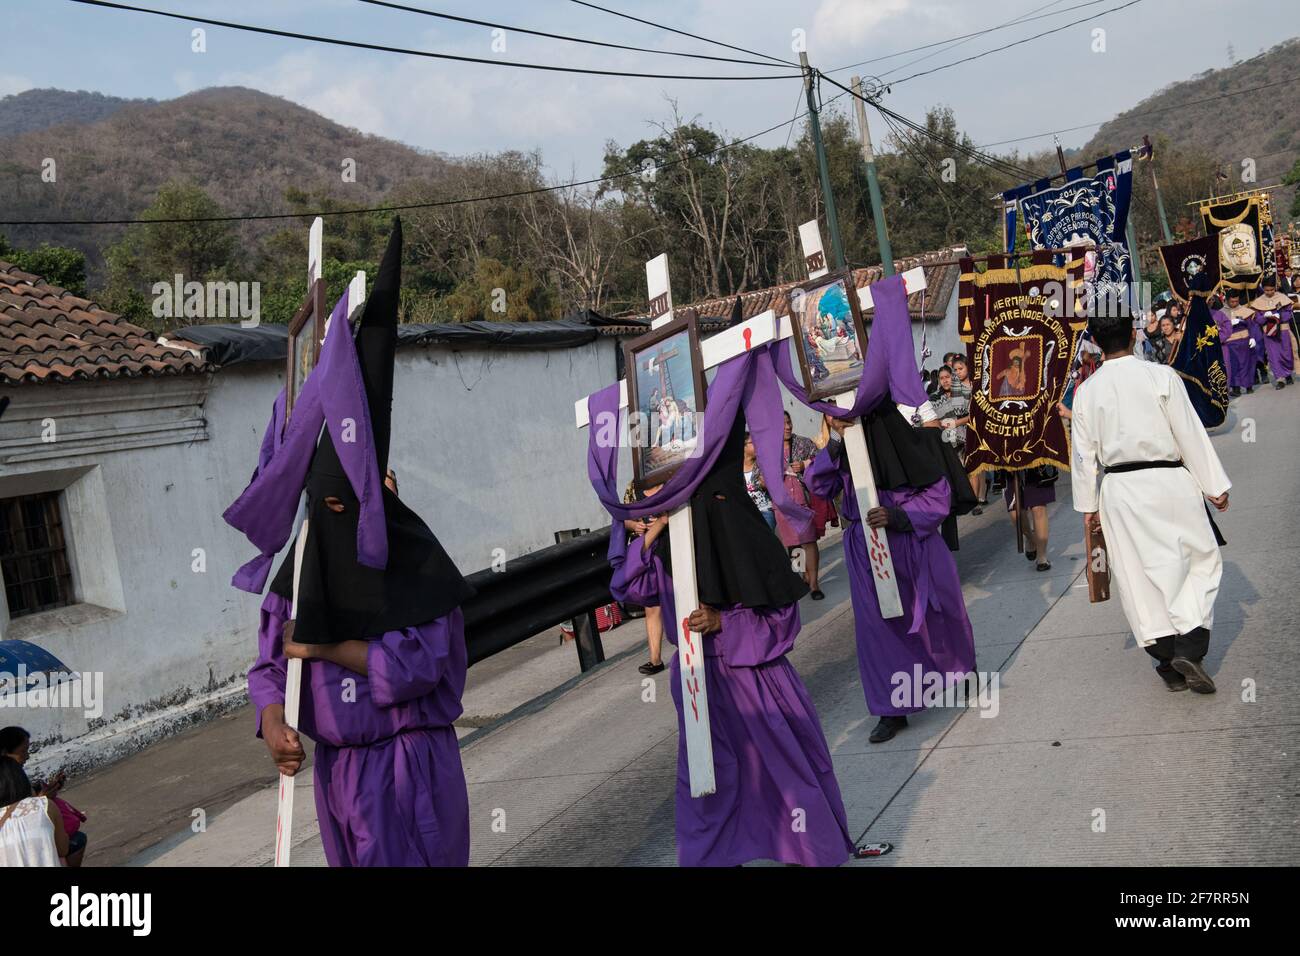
[0, 726, 86, 867]
[742, 431, 777, 531]
[622, 484, 666, 676]
[0, 755, 68, 867]
[775, 411, 834, 600]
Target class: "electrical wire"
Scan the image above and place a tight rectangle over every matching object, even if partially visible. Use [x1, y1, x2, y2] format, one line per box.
[62, 0, 802, 81]
[977, 72, 1300, 148]
[568, 0, 798, 68]
[889, 0, 1146, 86]
[353, 0, 783, 68]
[829, 0, 1104, 74]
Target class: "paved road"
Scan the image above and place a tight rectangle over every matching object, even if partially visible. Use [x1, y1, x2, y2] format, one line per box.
[111, 386, 1298, 865]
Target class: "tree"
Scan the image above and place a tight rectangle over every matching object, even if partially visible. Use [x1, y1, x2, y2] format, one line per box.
[99, 181, 238, 329]
[0, 234, 87, 295]
[442, 257, 554, 322]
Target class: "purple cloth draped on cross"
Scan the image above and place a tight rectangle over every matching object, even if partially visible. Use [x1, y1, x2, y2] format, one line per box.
[773, 273, 928, 417]
[586, 343, 812, 542]
[224, 289, 386, 593]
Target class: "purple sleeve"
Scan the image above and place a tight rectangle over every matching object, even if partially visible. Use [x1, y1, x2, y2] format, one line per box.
[715, 602, 799, 667]
[804, 443, 844, 500]
[886, 477, 951, 540]
[366, 611, 463, 709]
[247, 591, 292, 738]
[610, 535, 663, 607]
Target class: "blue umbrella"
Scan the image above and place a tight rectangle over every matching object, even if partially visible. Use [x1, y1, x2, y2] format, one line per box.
[0, 639, 75, 693]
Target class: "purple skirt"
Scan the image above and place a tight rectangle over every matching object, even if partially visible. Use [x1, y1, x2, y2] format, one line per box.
[314, 726, 469, 867]
[1004, 478, 1056, 511]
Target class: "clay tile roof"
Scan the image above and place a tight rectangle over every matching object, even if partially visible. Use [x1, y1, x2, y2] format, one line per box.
[608, 244, 969, 334]
[0, 260, 211, 385]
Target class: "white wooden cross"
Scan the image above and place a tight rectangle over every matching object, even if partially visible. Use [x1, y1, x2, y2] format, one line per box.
[788, 221, 911, 620]
[573, 233, 923, 793]
[276, 217, 367, 867]
[574, 254, 782, 798]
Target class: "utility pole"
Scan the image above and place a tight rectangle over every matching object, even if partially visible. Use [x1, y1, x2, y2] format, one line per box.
[800, 52, 846, 270]
[851, 76, 895, 276]
[1139, 136, 1174, 244]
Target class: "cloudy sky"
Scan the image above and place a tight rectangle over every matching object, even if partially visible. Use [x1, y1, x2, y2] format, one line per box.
[6, 0, 1295, 177]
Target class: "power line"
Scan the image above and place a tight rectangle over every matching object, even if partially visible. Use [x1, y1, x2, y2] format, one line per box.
[63, 0, 801, 81]
[353, 0, 781, 68]
[568, 0, 798, 68]
[819, 71, 1038, 180]
[874, 0, 1071, 81]
[977, 72, 1300, 148]
[0, 109, 813, 227]
[829, 0, 1107, 74]
[889, 0, 1146, 86]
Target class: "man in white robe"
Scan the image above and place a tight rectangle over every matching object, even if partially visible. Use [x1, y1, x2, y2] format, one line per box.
[1070, 313, 1231, 694]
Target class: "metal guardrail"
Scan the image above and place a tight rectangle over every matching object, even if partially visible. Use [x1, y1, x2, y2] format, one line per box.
[461, 526, 615, 672]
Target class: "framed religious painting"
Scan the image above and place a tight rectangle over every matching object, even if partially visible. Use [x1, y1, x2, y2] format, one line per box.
[285, 277, 327, 420]
[788, 269, 869, 402]
[623, 311, 709, 492]
[988, 334, 1044, 401]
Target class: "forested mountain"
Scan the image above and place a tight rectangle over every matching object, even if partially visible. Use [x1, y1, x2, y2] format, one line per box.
[2, 42, 1295, 332]
[0, 88, 147, 137]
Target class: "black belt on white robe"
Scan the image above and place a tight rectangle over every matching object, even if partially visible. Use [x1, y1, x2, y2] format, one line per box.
[1100, 459, 1226, 546]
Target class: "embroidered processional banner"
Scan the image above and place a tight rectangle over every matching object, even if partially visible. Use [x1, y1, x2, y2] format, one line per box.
[958, 252, 1088, 477]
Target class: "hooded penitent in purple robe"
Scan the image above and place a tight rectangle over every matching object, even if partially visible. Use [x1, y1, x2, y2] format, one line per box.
[1251, 291, 1295, 381]
[609, 521, 854, 868]
[1222, 305, 1262, 390]
[776, 274, 976, 719]
[587, 342, 852, 867]
[248, 595, 469, 866]
[805, 440, 975, 716]
[229, 220, 472, 867]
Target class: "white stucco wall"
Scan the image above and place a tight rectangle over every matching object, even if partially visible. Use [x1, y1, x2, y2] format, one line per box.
[1, 335, 621, 773]
[1, 306, 958, 773]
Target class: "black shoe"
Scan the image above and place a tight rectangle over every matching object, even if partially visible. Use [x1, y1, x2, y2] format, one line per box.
[1036, 559, 1051, 572]
[869, 715, 908, 743]
[809, 589, 825, 601]
[1025, 549, 1037, 561]
[1287, 376, 1295, 385]
[637, 660, 665, 675]
[1246, 386, 1254, 394]
[1230, 387, 1241, 397]
[971, 505, 984, 515]
[1275, 380, 1285, 390]
[1155, 664, 1188, 692]
[1170, 657, 1216, 694]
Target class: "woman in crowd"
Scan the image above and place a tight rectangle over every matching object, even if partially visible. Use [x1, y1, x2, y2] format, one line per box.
[742, 431, 777, 531]
[773, 411, 834, 600]
[623, 484, 667, 675]
[0, 755, 68, 867]
[0, 726, 85, 866]
[1159, 314, 1182, 361]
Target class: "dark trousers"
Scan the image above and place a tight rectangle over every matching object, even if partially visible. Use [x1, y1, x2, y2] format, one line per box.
[1143, 626, 1210, 666]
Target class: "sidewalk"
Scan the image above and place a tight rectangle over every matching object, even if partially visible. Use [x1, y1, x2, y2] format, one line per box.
[66, 389, 1299, 866]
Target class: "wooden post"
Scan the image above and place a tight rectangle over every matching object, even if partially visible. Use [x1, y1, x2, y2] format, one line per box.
[275, 217, 367, 867]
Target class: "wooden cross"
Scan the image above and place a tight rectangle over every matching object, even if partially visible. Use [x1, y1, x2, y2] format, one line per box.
[275, 218, 368, 867]
[791, 221, 907, 620]
[573, 234, 923, 793]
[575, 254, 780, 797]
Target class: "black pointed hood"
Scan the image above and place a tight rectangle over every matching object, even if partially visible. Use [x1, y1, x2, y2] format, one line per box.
[270, 218, 474, 642]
